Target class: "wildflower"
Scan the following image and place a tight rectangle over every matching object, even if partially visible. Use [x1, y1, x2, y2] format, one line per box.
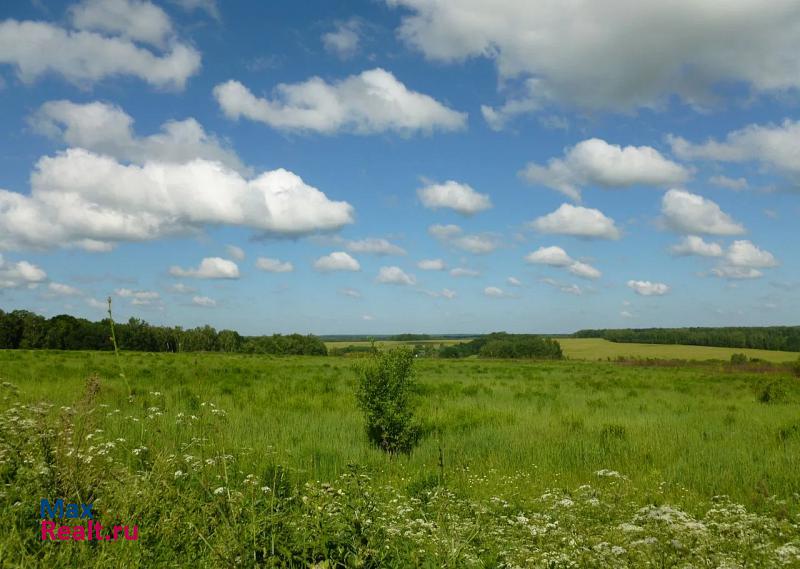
[213, 487, 225, 496]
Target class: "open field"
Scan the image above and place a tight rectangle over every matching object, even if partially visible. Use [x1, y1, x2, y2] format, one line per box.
[1, 349, 799, 566]
[559, 338, 800, 363]
[327, 336, 800, 362]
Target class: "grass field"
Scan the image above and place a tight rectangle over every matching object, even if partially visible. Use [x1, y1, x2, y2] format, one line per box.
[559, 338, 800, 363]
[327, 336, 800, 363]
[1, 349, 799, 566]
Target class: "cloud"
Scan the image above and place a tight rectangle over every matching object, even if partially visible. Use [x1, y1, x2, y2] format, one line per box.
[669, 120, 800, 183]
[520, 138, 688, 201]
[0, 16, 200, 89]
[428, 224, 462, 239]
[313, 252, 360, 272]
[255, 257, 293, 273]
[213, 68, 467, 135]
[661, 189, 745, 236]
[31, 100, 247, 173]
[627, 280, 670, 296]
[710, 266, 763, 280]
[530, 204, 620, 240]
[168, 283, 195, 294]
[389, 1, 800, 115]
[449, 267, 479, 277]
[170, 257, 239, 279]
[0, 149, 354, 251]
[225, 245, 245, 261]
[47, 282, 81, 296]
[417, 180, 491, 215]
[0, 254, 47, 288]
[115, 287, 160, 305]
[361, 314, 375, 321]
[376, 265, 416, 285]
[339, 287, 361, 298]
[540, 278, 584, 296]
[524, 246, 572, 267]
[345, 237, 406, 256]
[724, 240, 778, 268]
[567, 261, 601, 280]
[423, 287, 456, 299]
[704, 240, 778, 280]
[525, 246, 600, 280]
[417, 258, 445, 270]
[507, 276, 522, 287]
[323, 19, 361, 59]
[670, 235, 723, 257]
[428, 222, 499, 254]
[709, 175, 748, 191]
[170, 0, 219, 20]
[86, 297, 107, 310]
[192, 295, 216, 307]
[69, 0, 173, 48]
[484, 286, 515, 298]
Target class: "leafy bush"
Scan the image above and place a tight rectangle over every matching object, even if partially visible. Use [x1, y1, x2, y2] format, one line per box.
[731, 353, 749, 365]
[354, 347, 421, 455]
[755, 380, 788, 404]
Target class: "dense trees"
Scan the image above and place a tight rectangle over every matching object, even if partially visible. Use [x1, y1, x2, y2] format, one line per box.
[574, 327, 800, 352]
[0, 309, 327, 355]
[439, 333, 563, 360]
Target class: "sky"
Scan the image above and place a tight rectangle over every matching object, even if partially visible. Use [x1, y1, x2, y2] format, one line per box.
[0, 0, 799, 335]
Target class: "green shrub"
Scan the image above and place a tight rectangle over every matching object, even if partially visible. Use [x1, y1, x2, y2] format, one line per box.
[730, 353, 749, 365]
[793, 357, 800, 378]
[354, 347, 421, 455]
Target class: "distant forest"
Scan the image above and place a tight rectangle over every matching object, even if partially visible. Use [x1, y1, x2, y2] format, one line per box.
[0, 309, 327, 355]
[574, 327, 800, 352]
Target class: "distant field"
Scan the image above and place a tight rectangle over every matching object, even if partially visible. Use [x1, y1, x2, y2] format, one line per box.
[559, 338, 799, 363]
[327, 336, 799, 362]
[325, 338, 470, 349]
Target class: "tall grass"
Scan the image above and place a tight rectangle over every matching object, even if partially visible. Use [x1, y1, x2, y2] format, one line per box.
[0, 350, 798, 566]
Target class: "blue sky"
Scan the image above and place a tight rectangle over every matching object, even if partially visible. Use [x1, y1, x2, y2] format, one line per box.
[0, 0, 798, 335]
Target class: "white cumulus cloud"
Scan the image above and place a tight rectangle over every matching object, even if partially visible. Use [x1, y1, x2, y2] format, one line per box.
[417, 258, 445, 270]
[449, 267, 479, 277]
[627, 280, 670, 296]
[322, 19, 362, 59]
[213, 68, 466, 135]
[0, 255, 46, 288]
[170, 257, 239, 279]
[376, 266, 416, 285]
[520, 138, 688, 202]
[255, 257, 293, 273]
[314, 252, 360, 272]
[0, 149, 354, 251]
[530, 204, 620, 240]
[417, 180, 491, 215]
[0, 14, 200, 89]
[31, 100, 247, 173]
[389, 1, 800, 117]
[524, 246, 573, 267]
[192, 295, 216, 307]
[669, 120, 800, 184]
[661, 189, 745, 236]
[345, 237, 406, 256]
[670, 235, 724, 257]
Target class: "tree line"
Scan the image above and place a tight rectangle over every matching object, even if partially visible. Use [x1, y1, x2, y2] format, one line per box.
[574, 327, 800, 352]
[439, 333, 563, 359]
[0, 309, 327, 355]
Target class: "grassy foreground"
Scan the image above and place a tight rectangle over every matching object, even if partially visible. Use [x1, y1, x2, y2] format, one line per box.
[1, 350, 799, 566]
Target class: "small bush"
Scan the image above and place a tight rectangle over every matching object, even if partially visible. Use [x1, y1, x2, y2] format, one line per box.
[756, 380, 788, 404]
[730, 353, 749, 365]
[354, 347, 421, 455]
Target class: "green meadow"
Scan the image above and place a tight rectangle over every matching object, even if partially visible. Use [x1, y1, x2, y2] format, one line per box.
[1, 349, 799, 566]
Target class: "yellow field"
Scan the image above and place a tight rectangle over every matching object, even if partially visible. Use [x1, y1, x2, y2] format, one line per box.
[326, 337, 799, 362]
[559, 338, 799, 362]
